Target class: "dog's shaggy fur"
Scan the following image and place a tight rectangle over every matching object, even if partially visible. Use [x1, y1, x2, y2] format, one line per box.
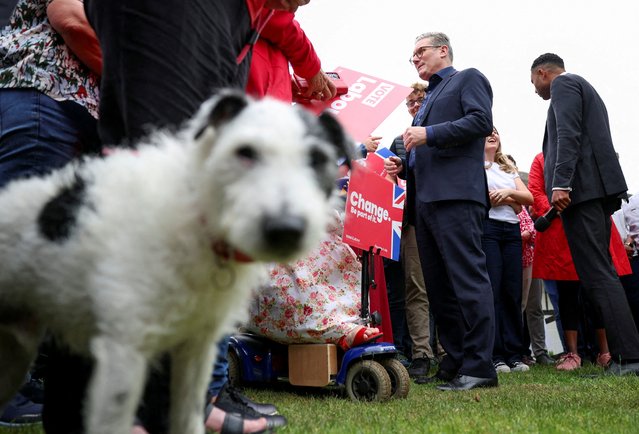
[0, 92, 351, 434]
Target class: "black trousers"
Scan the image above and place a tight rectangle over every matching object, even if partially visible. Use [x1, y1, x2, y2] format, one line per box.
[620, 255, 639, 329]
[84, 0, 252, 147]
[415, 200, 496, 378]
[561, 198, 639, 360]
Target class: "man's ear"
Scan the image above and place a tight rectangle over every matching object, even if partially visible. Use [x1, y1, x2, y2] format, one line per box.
[318, 111, 355, 170]
[194, 90, 249, 140]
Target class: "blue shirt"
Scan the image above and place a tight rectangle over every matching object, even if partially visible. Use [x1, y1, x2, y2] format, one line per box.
[409, 66, 456, 168]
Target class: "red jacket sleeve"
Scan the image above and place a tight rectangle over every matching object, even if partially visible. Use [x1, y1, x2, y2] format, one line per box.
[528, 153, 551, 220]
[259, 11, 321, 79]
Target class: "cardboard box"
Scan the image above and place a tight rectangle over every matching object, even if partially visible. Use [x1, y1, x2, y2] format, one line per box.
[288, 344, 338, 387]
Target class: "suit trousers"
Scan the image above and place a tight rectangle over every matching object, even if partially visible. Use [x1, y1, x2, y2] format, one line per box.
[620, 255, 639, 329]
[401, 224, 435, 360]
[561, 198, 639, 360]
[415, 200, 496, 378]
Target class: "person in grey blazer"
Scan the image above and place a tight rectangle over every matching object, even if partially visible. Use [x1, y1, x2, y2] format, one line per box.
[531, 53, 639, 374]
[385, 32, 497, 391]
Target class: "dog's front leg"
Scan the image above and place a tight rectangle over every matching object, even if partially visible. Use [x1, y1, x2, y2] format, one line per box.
[86, 336, 148, 434]
[169, 334, 217, 434]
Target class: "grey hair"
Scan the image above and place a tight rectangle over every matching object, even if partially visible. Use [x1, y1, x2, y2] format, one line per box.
[415, 32, 453, 62]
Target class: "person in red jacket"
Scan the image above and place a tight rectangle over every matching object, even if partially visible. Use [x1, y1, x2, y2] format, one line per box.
[246, 10, 336, 102]
[529, 152, 631, 370]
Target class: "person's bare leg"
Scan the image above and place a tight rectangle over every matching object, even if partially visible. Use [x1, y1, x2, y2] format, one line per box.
[596, 329, 610, 354]
[595, 328, 612, 367]
[564, 330, 578, 354]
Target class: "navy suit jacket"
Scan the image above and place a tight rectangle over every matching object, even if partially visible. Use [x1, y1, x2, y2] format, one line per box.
[543, 73, 627, 205]
[408, 67, 493, 207]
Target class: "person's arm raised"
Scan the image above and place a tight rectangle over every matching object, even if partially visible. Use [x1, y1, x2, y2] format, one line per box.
[47, 0, 102, 75]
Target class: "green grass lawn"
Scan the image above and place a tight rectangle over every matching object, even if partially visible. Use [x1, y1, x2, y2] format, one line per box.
[3, 363, 638, 434]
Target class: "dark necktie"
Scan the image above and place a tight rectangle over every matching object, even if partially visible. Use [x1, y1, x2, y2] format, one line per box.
[412, 91, 430, 126]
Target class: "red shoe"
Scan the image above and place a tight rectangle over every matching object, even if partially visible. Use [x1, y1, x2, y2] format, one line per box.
[556, 352, 581, 371]
[596, 352, 612, 368]
[338, 326, 383, 351]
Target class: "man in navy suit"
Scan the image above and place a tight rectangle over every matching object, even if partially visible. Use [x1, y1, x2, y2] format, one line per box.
[385, 32, 497, 390]
[531, 53, 639, 374]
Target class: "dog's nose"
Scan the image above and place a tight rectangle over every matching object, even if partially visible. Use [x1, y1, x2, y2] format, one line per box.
[262, 214, 307, 252]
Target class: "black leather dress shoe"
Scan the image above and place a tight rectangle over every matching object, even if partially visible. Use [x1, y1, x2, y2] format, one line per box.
[414, 368, 456, 384]
[605, 360, 639, 376]
[436, 374, 498, 391]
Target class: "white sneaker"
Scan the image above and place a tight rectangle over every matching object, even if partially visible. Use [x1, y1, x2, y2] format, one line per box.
[510, 361, 530, 372]
[494, 361, 511, 373]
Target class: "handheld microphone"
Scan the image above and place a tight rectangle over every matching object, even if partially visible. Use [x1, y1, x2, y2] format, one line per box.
[534, 208, 558, 232]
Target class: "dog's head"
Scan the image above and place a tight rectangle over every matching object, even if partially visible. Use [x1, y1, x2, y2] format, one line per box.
[189, 90, 354, 263]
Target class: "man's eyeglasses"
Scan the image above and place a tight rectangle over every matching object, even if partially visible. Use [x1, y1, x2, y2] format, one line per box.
[406, 97, 424, 108]
[409, 45, 441, 63]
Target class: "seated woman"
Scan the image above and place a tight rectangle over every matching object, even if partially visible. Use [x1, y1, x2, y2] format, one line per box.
[245, 211, 382, 351]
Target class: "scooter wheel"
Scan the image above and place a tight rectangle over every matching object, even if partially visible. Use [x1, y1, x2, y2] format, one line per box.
[345, 360, 392, 402]
[228, 350, 241, 386]
[380, 358, 410, 399]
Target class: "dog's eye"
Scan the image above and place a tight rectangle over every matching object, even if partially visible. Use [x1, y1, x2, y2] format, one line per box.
[309, 147, 329, 169]
[235, 146, 259, 164]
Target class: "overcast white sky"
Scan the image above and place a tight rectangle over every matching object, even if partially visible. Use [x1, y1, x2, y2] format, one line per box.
[296, 0, 639, 193]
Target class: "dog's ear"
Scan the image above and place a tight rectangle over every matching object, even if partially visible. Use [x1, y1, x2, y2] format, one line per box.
[194, 91, 249, 140]
[318, 112, 355, 170]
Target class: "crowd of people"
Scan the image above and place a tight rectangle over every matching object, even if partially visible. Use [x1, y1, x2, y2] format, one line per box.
[1, 1, 639, 433]
[382, 35, 639, 391]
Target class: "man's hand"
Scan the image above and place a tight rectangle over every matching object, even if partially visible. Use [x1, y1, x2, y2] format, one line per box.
[624, 237, 636, 259]
[384, 156, 403, 177]
[303, 69, 337, 101]
[402, 127, 426, 152]
[551, 190, 571, 212]
[265, 0, 310, 13]
[362, 136, 382, 153]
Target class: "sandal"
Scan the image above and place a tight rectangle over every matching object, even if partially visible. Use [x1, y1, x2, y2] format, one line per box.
[338, 326, 384, 351]
[205, 403, 286, 434]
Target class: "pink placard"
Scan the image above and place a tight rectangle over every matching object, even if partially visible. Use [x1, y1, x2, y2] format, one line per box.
[296, 67, 412, 142]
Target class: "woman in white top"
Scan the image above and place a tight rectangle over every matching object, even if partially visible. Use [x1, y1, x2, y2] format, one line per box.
[482, 127, 533, 373]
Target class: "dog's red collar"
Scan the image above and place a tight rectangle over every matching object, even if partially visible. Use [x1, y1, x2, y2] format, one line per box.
[211, 240, 254, 263]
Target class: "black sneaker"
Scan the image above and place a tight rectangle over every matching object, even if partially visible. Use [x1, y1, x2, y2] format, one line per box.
[407, 357, 431, 378]
[414, 368, 456, 384]
[215, 384, 278, 416]
[0, 393, 42, 427]
[535, 352, 556, 366]
[396, 353, 411, 368]
[20, 378, 45, 404]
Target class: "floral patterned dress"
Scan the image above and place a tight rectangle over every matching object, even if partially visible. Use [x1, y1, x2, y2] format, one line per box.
[0, 0, 99, 118]
[246, 213, 363, 344]
[518, 207, 536, 268]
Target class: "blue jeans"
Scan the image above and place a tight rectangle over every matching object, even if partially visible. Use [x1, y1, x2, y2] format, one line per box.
[0, 89, 99, 433]
[208, 336, 230, 397]
[0, 89, 98, 188]
[482, 218, 525, 365]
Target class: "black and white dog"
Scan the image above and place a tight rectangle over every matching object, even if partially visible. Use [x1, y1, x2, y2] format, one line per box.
[0, 91, 352, 434]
